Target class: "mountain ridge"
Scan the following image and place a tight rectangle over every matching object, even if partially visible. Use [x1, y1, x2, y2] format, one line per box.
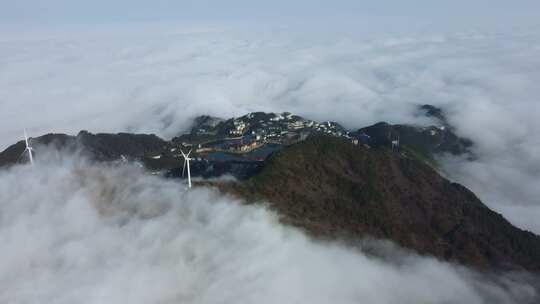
[2, 106, 538, 272]
[215, 135, 540, 271]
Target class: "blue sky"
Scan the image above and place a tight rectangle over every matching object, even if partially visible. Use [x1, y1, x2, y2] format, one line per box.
[2, 0, 540, 30]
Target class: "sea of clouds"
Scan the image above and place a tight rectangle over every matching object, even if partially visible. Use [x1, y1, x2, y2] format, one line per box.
[1, 26, 539, 233]
[0, 156, 537, 303]
[1, 25, 540, 302]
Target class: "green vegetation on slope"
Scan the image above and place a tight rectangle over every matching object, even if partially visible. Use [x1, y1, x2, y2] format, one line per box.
[218, 135, 540, 272]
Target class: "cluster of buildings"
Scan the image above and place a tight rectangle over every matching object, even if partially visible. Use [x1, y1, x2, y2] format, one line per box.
[229, 120, 247, 136]
[189, 112, 359, 155]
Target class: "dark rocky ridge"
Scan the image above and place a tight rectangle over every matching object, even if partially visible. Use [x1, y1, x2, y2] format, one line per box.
[217, 136, 540, 272]
[350, 105, 474, 168]
[354, 122, 474, 166]
[419, 104, 449, 125]
[0, 131, 169, 168]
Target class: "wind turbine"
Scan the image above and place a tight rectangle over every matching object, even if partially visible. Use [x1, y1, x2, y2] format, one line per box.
[23, 129, 34, 166]
[180, 149, 192, 188]
[391, 134, 400, 152]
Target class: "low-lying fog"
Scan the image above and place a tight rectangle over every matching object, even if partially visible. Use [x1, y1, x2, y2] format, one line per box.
[0, 156, 537, 303]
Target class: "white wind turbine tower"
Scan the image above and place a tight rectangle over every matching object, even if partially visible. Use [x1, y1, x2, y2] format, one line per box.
[23, 129, 34, 166]
[391, 134, 400, 152]
[180, 148, 193, 188]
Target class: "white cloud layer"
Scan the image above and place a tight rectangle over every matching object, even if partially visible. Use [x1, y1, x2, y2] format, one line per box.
[1, 26, 539, 234]
[0, 158, 537, 303]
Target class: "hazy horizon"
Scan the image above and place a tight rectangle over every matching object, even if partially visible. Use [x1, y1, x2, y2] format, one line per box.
[3, 0, 540, 35]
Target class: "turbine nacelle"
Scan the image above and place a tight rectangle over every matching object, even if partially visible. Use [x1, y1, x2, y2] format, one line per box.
[180, 149, 192, 160]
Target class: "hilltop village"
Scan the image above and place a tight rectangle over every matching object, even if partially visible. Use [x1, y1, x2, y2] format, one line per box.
[2, 105, 470, 179]
[170, 112, 362, 161]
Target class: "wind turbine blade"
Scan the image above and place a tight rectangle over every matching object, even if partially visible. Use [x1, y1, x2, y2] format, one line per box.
[24, 129, 29, 147]
[186, 157, 191, 188]
[187, 149, 192, 157]
[182, 159, 187, 177]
